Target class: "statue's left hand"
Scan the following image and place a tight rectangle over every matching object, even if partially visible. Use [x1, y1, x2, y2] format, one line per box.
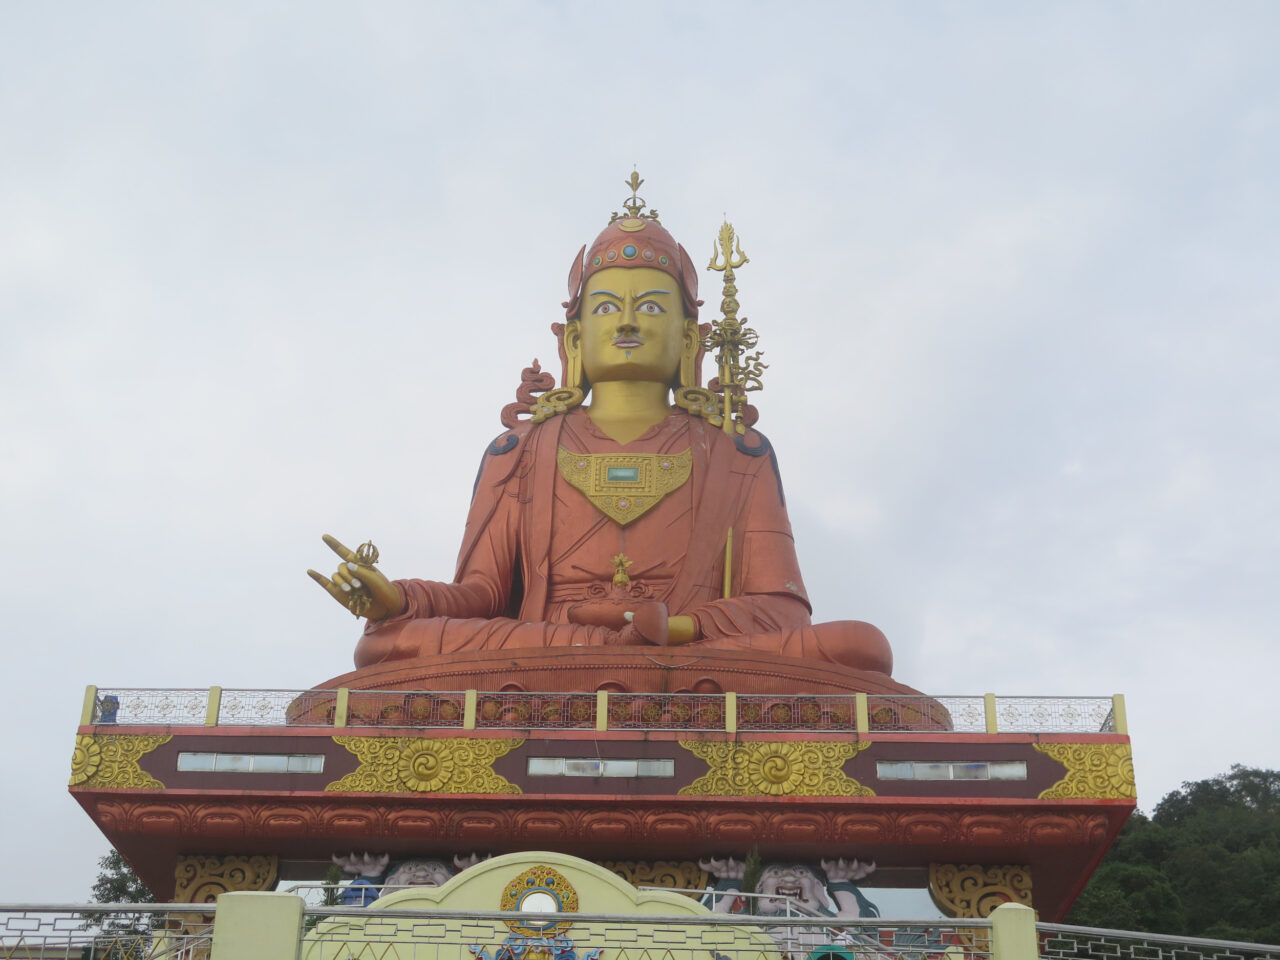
[821, 857, 875, 882]
[307, 534, 404, 621]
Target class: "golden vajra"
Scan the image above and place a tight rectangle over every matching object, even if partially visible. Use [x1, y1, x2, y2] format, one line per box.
[347, 540, 381, 617]
[611, 553, 633, 587]
[706, 221, 767, 435]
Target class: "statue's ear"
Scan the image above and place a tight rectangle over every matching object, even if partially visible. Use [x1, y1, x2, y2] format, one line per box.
[561, 318, 583, 390]
[679, 316, 702, 389]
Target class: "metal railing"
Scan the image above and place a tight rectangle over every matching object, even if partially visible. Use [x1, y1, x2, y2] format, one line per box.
[0, 903, 214, 959]
[299, 908, 993, 960]
[1038, 921, 1280, 960]
[80, 686, 1126, 736]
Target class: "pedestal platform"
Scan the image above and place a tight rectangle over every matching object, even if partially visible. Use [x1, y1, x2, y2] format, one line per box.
[315, 647, 931, 698]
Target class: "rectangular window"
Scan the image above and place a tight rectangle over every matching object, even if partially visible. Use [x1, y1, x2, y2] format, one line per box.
[214, 754, 252, 773]
[177, 752, 325, 774]
[876, 760, 1028, 782]
[527, 757, 674, 778]
[176, 753, 216, 772]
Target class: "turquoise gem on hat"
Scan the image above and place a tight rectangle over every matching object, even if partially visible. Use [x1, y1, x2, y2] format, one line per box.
[622, 244, 637, 259]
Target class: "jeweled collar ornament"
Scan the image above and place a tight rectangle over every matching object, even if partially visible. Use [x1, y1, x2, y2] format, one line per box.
[557, 448, 692, 526]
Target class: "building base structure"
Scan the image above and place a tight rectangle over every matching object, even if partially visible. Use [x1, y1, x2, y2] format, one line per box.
[70, 684, 1133, 921]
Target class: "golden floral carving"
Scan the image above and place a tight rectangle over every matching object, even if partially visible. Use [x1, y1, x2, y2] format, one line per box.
[929, 863, 1032, 918]
[327, 737, 523, 794]
[1035, 743, 1136, 799]
[68, 734, 171, 789]
[174, 855, 278, 904]
[601, 860, 709, 891]
[677, 740, 874, 797]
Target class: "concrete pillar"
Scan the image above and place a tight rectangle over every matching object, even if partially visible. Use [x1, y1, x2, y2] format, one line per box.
[210, 891, 304, 960]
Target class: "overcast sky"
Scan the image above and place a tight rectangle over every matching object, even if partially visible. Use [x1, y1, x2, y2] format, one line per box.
[2, 2, 1277, 903]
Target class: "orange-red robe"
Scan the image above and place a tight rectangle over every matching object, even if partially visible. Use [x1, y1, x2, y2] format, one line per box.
[356, 409, 891, 675]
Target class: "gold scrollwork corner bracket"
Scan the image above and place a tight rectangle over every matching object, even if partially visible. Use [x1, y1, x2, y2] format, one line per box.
[69, 734, 172, 790]
[1034, 742, 1136, 799]
[928, 863, 1033, 919]
[600, 860, 710, 891]
[173, 855, 279, 906]
[676, 740, 874, 797]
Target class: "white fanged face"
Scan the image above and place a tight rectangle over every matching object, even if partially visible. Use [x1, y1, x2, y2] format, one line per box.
[385, 859, 452, 888]
[756, 864, 826, 915]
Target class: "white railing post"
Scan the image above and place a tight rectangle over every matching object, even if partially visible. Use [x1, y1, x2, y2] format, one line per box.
[991, 902, 1038, 960]
[1111, 693, 1128, 735]
[210, 891, 304, 960]
[80, 685, 98, 726]
[205, 686, 222, 727]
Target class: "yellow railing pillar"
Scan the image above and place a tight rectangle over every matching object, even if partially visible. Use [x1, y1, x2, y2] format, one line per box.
[984, 693, 998, 734]
[596, 690, 609, 732]
[210, 891, 305, 960]
[725, 692, 737, 734]
[80, 685, 98, 726]
[463, 689, 478, 730]
[205, 686, 222, 727]
[990, 902, 1038, 960]
[855, 692, 869, 734]
[1111, 693, 1128, 735]
[333, 688, 349, 728]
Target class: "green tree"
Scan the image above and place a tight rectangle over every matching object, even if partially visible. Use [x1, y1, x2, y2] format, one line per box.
[1068, 766, 1280, 943]
[90, 849, 155, 904]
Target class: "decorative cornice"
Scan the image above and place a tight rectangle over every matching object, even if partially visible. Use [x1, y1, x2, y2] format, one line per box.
[326, 736, 523, 794]
[929, 863, 1033, 918]
[678, 740, 874, 797]
[69, 734, 171, 790]
[84, 797, 1115, 849]
[1035, 743, 1136, 800]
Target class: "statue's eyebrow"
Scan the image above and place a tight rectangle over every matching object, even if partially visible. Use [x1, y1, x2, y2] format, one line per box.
[636, 289, 671, 298]
[589, 290, 622, 299]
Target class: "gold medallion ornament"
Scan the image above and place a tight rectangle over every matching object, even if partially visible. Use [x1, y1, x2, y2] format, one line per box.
[928, 863, 1033, 919]
[69, 734, 171, 789]
[678, 740, 874, 797]
[1034, 743, 1136, 800]
[500, 864, 581, 936]
[557, 448, 692, 526]
[326, 736, 523, 794]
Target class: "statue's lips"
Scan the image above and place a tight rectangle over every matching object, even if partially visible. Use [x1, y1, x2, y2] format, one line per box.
[612, 338, 644, 348]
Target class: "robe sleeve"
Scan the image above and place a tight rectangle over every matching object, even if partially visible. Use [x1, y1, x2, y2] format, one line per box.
[363, 438, 524, 630]
[686, 449, 814, 640]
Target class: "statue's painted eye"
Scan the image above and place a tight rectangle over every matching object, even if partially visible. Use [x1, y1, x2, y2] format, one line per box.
[592, 301, 621, 314]
[636, 301, 665, 314]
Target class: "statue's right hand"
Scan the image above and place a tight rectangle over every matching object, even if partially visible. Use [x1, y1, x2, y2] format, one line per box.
[307, 534, 404, 621]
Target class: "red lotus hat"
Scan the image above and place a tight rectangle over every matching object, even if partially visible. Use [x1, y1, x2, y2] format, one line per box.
[563, 174, 701, 319]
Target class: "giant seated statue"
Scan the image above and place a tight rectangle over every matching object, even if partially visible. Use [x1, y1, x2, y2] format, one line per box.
[310, 181, 924, 698]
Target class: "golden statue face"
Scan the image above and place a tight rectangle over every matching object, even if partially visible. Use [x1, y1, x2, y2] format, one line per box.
[579, 267, 689, 386]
